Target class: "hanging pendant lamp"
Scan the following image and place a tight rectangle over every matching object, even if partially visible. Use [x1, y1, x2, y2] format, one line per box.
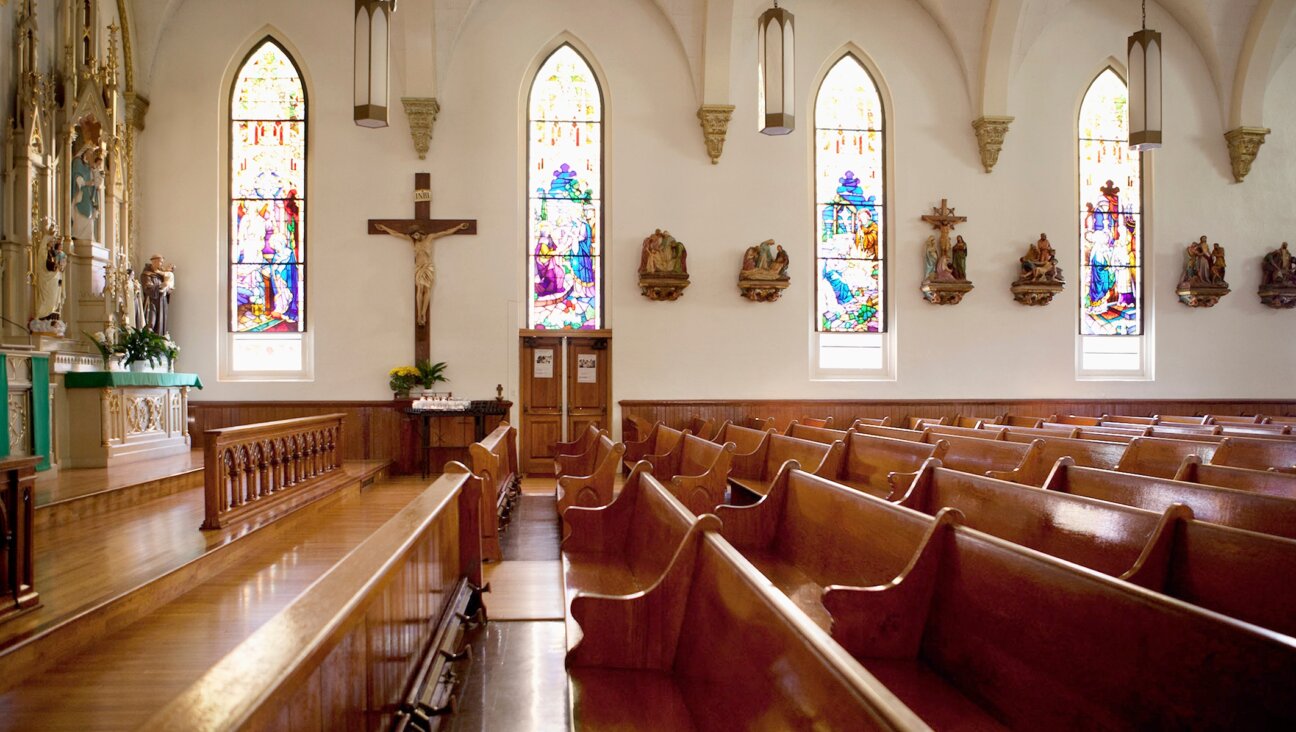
[1127, 0, 1162, 150]
[354, 0, 396, 128]
[758, 2, 795, 135]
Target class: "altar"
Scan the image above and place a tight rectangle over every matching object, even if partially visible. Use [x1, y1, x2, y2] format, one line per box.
[64, 372, 201, 468]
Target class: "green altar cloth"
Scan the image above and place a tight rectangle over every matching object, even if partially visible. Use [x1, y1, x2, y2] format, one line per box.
[64, 372, 204, 389]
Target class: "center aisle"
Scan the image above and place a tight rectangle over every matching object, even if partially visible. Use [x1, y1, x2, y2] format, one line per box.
[451, 477, 572, 731]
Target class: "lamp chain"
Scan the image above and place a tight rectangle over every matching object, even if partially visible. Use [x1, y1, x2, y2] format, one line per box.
[1142, 0, 1147, 30]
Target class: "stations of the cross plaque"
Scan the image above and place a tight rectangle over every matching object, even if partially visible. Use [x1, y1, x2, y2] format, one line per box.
[367, 173, 477, 362]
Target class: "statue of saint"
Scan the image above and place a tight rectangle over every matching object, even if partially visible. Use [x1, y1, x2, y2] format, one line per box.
[1209, 244, 1228, 287]
[923, 236, 939, 279]
[951, 236, 969, 281]
[71, 124, 105, 242]
[32, 222, 66, 322]
[141, 254, 176, 336]
[123, 267, 144, 329]
[1018, 233, 1063, 284]
[1263, 243, 1294, 287]
[375, 222, 470, 326]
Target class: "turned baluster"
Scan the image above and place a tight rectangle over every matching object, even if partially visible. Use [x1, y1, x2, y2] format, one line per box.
[255, 444, 269, 498]
[269, 442, 283, 494]
[304, 433, 317, 481]
[288, 437, 301, 486]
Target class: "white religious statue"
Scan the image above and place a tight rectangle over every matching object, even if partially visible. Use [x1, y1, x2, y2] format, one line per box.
[375, 222, 470, 326]
[123, 266, 144, 329]
[31, 221, 67, 328]
[71, 134, 105, 242]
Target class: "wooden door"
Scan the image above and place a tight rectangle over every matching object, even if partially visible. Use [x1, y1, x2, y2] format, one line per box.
[518, 331, 612, 476]
[519, 335, 564, 475]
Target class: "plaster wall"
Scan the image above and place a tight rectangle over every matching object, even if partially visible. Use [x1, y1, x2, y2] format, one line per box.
[135, 0, 1295, 405]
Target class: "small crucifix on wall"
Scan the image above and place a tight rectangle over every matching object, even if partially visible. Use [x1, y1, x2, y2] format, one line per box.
[367, 173, 477, 361]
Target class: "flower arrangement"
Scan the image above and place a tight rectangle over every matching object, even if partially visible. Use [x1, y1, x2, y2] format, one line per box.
[121, 326, 171, 367]
[85, 328, 126, 367]
[417, 360, 449, 388]
[389, 360, 450, 398]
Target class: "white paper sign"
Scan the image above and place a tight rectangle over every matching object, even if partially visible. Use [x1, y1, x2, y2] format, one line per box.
[577, 354, 598, 384]
[534, 349, 555, 379]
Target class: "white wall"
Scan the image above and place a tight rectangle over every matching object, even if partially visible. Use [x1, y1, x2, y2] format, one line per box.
[138, 0, 1296, 404]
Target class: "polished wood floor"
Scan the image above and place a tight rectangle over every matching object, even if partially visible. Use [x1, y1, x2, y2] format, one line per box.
[0, 474, 430, 731]
[34, 451, 204, 506]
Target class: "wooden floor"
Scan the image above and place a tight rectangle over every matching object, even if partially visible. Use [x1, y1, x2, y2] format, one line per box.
[0, 473, 429, 731]
[34, 450, 204, 506]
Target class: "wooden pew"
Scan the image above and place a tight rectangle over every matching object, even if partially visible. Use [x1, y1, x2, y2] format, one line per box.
[1208, 414, 1265, 425]
[1146, 425, 1222, 441]
[992, 433, 1126, 486]
[999, 414, 1046, 428]
[1175, 456, 1296, 500]
[1220, 424, 1296, 439]
[720, 469, 1296, 729]
[556, 433, 625, 514]
[469, 421, 519, 563]
[1102, 415, 1157, 426]
[1005, 424, 1079, 440]
[1036, 422, 1082, 437]
[1155, 414, 1210, 425]
[643, 434, 737, 515]
[952, 415, 993, 428]
[562, 465, 721, 649]
[1072, 428, 1139, 443]
[1044, 461, 1296, 539]
[710, 421, 776, 456]
[622, 423, 687, 474]
[742, 416, 774, 430]
[826, 433, 947, 499]
[898, 462, 1296, 638]
[927, 423, 1007, 440]
[798, 416, 834, 429]
[785, 422, 850, 444]
[854, 423, 929, 442]
[1048, 414, 1102, 426]
[1267, 415, 1296, 427]
[908, 416, 948, 429]
[920, 432, 1038, 478]
[1115, 437, 1220, 479]
[685, 416, 721, 441]
[851, 416, 892, 428]
[1211, 436, 1296, 471]
[728, 433, 844, 498]
[566, 527, 926, 731]
[0, 457, 39, 624]
[555, 424, 602, 466]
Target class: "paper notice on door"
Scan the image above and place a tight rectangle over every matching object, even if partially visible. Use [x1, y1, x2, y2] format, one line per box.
[534, 349, 555, 379]
[577, 354, 598, 383]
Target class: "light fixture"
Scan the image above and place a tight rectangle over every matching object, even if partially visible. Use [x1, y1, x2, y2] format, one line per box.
[757, 1, 794, 135]
[354, 0, 396, 128]
[1127, 0, 1162, 150]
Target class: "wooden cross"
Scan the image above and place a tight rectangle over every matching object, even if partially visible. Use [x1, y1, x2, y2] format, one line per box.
[921, 198, 967, 235]
[367, 173, 477, 362]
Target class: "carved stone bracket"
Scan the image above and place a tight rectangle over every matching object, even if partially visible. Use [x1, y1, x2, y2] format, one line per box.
[738, 279, 789, 302]
[639, 275, 690, 301]
[402, 97, 441, 160]
[697, 105, 735, 165]
[921, 280, 973, 305]
[125, 91, 149, 132]
[1224, 127, 1269, 183]
[1259, 286, 1296, 309]
[1011, 281, 1064, 306]
[971, 116, 1013, 173]
[1176, 286, 1230, 308]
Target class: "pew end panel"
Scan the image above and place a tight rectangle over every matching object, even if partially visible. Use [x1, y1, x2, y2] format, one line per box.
[714, 461, 799, 549]
[1174, 456, 1296, 499]
[554, 429, 608, 479]
[668, 440, 737, 516]
[560, 462, 652, 551]
[852, 416, 893, 428]
[556, 437, 625, 515]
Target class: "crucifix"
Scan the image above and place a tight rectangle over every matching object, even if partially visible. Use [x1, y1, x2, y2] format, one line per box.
[368, 173, 477, 361]
[921, 198, 968, 281]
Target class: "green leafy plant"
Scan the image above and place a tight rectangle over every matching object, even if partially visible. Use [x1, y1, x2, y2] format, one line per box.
[84, 329, 126, 364]
[121, 326, 170, 366]
[416, 360, 449, 389]
[389, 365, 421, 395]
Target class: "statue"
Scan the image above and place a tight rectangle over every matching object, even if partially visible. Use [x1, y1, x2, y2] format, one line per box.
[123, 267, 144, 329]
[920, 199, 973, 304]
[951, 236, 969, 281]
[1012, 233, 1066, 306]
[141, 254, 176, 335]
[637, 229, 690, 301]
[1176, 236, 1230, 307]
[1259, 242, 1296, 309]
[738, 239, 791, 302]
[31, 221, 67, 332]
[375, 221, 470, 326]
[70, 119, 106, 242]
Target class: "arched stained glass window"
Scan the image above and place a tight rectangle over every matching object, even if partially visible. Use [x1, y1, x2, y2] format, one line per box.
[527, 45, 603, 330]
[1079, 69, 1141, 337]
[815, 55, 885, 334]
[230, 39, 305, 334]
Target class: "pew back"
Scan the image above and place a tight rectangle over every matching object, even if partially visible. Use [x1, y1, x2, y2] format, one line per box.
[993, 434, 1126, 486]
[999, 415, 1046, 428]
[469, 421, 519, 562]
[1154, 414, 1210, 425]
[855, 424, 929, 442]
[927, 424, 1007, 440]
[557, 434, 625, 513]
[786, 422, 851, 445]
[1211, 436, 1296, 470]
[712, 422, 774, 455]
[1174, 458, 1296, 499]
[836, 434, 947, 498]
[852, 416, 892, 428]
[1115, 437, 1220, 479]
[1208, 414, 1264, 425]
[922, 433, 1037, 477]
[1049, 414, 1102, 426]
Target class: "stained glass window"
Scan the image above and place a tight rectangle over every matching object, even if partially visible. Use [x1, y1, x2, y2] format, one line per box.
[230, 40, 305, 333]
[1079, 69, 1141, 336]
[527, 45, 602, 330]
[815, 55, 885, 334]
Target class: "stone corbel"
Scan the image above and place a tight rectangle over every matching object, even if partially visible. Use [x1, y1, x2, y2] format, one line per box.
[1224, 127, 1269, 183]
[971, 116, 1013, 173]
[697, 104, 735, 165]
[401, 97, 440, 160]
[124, 92, 149, 132]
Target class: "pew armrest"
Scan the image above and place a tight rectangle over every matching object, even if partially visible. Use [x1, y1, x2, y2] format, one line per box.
[561, 460, 647, 551]
[555, 449, 595, 479]
[715, 461, 797, 547]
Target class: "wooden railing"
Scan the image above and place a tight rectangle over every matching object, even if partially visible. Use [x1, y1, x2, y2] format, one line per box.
[143, 464, 484, 731]
[202, 414, 345, 530]
[0, 456, 40, 624]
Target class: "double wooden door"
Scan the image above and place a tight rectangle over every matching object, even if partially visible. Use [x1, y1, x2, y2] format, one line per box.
[518, 330, 611, 475]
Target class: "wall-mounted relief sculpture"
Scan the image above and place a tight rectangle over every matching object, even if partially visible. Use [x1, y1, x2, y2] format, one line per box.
[1176, 236, 1230, 307]
[1011, 233, 1065, 306]
[1259, 242, 1296, 309]
[638, 229, 690, 301]
[920, 199, 973, 305]
[738, 239, 790, 302]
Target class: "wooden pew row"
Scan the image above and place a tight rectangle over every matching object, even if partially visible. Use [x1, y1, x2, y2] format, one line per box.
[556, 432, 625, 514]
[554, 424, 601, 469]
[1209, 414, 1266, 425]
[566, 528, 926, 731]
[993, 433, 1126, 486]
[1155, 414, 1211, 425]
[854, 423, 929, 442]
[714, 468, 1296, 730]
[826, 434, 948, 499]
[469, 421, 520, 562]
[1045, 460, 1296, 539]
[785, 422, 850, 444]
[709, 421, 776, 455]
[1000, 424, 1078, 440]
[921, 432, 1038, 477]
[927, 423, 1007, 440]
[728, 433, 844, 498]
[898, 462, 1296, 637]
[643, 434, 737, 515]
[1174, 456, 1296, 499]
[142, 465, 485, 732]
[1115, 437, 1220, 479]
[852, 416, 892, 428]
[1211, 436, 1296, 471]
[622, 423, 686, 474]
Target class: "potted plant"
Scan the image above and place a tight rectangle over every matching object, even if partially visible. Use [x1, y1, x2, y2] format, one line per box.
[85, 328, 126, 371]
[122, 326, 169, 372]
[417, 360, 449, 394]
[389, 366, 421, 399]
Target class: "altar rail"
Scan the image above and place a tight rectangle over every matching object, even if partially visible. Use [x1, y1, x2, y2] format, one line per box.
[143, 465, 483, 731]
[202, 414, 344, 530]
[0, 456, 40, 624]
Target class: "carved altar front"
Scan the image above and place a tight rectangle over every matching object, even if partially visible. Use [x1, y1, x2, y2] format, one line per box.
[64, 372, 198, 468]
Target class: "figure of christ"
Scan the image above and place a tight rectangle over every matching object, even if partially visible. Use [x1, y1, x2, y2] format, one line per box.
[375, 221, 470, 326]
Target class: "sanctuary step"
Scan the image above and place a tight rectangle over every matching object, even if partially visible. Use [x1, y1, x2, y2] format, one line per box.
[0, 471, 425, 731]
[0, 459, 390, 675]
[34, 449, 204, 528]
